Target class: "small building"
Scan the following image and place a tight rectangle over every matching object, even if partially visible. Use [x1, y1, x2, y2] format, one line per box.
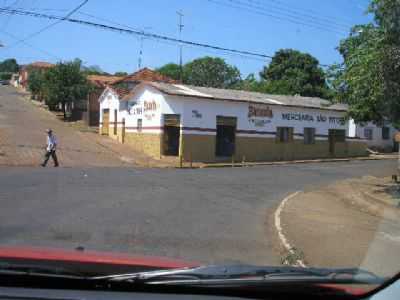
[99, 82, 369, 162]
[85, 68, 178, 126]
[18, 61, 54, 91]
[10, 73, 19, 87]
[348, 120, 398, 152]
[85, 75, 125, 126]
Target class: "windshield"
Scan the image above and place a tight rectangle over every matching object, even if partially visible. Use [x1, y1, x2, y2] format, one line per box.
[0, 0, 399, 297]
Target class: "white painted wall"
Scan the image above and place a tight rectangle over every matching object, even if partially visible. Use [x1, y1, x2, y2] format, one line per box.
[355, 122, 398, 149]
[165, 94, 348, 140]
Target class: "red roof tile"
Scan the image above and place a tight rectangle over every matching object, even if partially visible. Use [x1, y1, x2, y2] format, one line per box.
[111, 68, 179, 85]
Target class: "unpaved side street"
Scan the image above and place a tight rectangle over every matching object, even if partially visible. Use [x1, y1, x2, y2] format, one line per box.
[0, 86, 162, 167]
[279, 176, 400, 277]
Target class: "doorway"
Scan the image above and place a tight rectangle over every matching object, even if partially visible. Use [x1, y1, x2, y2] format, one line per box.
[163, 114, 180, 156]
[101, 109, 109, 135]
[216, 116, 237, 157]
[329, 129, 345, 155]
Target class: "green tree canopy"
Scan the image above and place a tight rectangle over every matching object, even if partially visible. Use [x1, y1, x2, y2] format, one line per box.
[0, 58, 19, 73]
[332, 0, 400, 126]
[27, 69, 45, 100]
[42, 60, 91, 118]
[183, 56, 241, 88]
[114, 71, 128, 76]
[260, 49, 329, 98]
[156, 63, 181, 81]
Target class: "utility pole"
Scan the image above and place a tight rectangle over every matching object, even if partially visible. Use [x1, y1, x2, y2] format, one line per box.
[177, 11, 184, 81]
[138, 27, 151, 70]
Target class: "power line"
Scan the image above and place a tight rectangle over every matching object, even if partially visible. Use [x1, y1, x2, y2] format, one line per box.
[5, 0, 88, 50]
[0, 28, 61, 60]
[2, 0, 20, 30]
[207, 0, 346, 35]
[245, 0, 352, 29]
[0, 7, 332, 68]
[240, 0, 349, 31]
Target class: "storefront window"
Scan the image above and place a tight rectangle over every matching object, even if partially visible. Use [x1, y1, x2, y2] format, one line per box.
[304, 128, 316, 144]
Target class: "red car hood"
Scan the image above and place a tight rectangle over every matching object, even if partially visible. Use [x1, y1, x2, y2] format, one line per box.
[0, 246, 198, 270]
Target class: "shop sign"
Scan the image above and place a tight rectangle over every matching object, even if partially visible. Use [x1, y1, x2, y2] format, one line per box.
[248, 104, 273, 118]
[281, 112, 345, 125]
[192, 110, 202, 118]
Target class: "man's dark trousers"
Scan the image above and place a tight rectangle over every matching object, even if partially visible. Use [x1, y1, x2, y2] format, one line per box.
[42, 150, 59, 167]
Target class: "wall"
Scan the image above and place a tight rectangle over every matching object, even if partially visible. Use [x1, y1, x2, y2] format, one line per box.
[166, 94, 366, 162]
[355, 122, 398, 151]
[99, 85, 368, 162]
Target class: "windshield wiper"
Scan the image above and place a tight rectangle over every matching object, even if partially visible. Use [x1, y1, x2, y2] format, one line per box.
[91, 264, 384, 286]
[0, 262, 86, 280]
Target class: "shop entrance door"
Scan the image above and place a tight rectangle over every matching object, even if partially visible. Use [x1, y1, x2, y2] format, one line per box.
[163, 114, 180, 156]
[216, 116, 237, 157]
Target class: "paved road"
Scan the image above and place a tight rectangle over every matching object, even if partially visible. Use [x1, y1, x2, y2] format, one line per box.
[0, 160, 395, 265]
[0, 86, 158, 167]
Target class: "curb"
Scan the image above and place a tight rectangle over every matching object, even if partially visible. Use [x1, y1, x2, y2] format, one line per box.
[200, 156, 395, 169]
[274, 191, 306, 268]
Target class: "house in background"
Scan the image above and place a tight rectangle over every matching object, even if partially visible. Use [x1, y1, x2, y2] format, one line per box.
[18, 61, 54, 91]
[85, 68, 178, 126]
[10, 73, 19, 87]
[84, 75, 125, 126]
[348, 120, 398, 152]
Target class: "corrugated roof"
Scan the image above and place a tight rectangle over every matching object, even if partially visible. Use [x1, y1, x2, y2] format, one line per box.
[144, 82, 348, 111]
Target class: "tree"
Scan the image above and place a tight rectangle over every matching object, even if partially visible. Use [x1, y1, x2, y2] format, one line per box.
[233, 73, 266, 92]
[27, 69, 45, 100]
[183, 57, 241, 88]
[260, 49, 330, 98]
[42, 60, 91, 119]
[0, 58, 19, 73]
[114, 71, 128, 76]
[156, 63, 181, 81]
[332, 0, 400, 127]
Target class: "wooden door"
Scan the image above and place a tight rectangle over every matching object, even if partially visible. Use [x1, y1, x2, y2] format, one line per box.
[102, 109, 109, 135]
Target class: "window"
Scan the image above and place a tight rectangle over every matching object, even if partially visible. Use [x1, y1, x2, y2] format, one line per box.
[382, 127, 390, 140]
[276, 127, 293, 143]
[137, 119, 142, 132]
[364, 128, 373, 140]
[304, 128, 316, 144]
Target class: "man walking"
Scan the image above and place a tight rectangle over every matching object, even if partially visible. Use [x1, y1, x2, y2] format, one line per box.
[41, 129, 59, 167]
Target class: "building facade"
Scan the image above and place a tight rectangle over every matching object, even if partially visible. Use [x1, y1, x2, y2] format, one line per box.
[99, 82, 369, 162]
[18, 62, 54, 91]
[348, 120, 398, 152]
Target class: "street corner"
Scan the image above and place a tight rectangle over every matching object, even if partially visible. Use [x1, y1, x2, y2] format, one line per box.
[275, 176, 400, 275]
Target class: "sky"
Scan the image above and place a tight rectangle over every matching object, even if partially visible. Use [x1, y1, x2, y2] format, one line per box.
[0, 0, 373, 77]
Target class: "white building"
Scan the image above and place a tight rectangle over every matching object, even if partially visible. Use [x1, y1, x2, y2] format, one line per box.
[98, 82, 373, 162]
[348, 119, 398, 152]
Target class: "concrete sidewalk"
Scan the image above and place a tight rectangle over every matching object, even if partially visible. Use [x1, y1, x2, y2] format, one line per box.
[277, 176, 400, 277]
